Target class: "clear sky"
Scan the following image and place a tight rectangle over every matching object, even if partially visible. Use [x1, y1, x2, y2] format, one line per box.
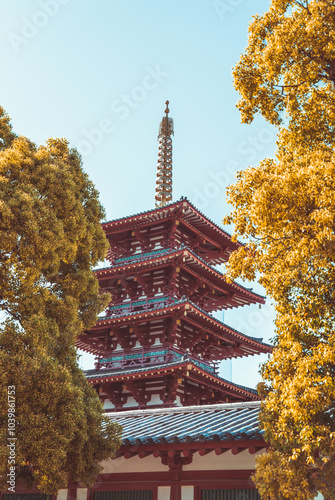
[1, 0, 276, 388]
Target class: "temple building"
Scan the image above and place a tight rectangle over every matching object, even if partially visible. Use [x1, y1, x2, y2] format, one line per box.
[75, 102, 272, 499]
[3, 103, 272, 500]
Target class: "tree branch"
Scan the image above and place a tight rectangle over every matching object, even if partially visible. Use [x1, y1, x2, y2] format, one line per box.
[274, 82, 307, 94]
[294, 0, 311, 15]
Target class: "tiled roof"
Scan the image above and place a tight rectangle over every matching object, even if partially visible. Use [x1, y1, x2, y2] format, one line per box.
[107, 401, 263, 446]
[103, 197, 234, 240]
[84, 359, 259, 396]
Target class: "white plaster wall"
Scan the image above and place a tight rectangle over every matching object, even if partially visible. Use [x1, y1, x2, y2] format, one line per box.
[77, 489, 88, 500]
[101, 449, 264, 475]
[183, 449, 264, 471]
[123, 396, 138, 408]
[181, 486, 194, 500]
[102, 455, 167, 473]
[103, 400, 115, 410]
[157, 486, 170, 500]
[147, 394, 164, 406]
[57, 490, 67, 500]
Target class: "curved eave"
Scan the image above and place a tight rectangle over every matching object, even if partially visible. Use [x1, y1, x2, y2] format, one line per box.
[102, 197, 240, 251]
[77, 300, 272, 356]
[85, 360, 260, 401]
[95, 246, 265, 307]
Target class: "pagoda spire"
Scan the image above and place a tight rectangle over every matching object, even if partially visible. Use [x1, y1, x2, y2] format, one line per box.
[155, 100, 174, 207]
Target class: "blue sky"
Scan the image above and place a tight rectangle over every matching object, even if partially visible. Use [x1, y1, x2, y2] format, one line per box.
[1, 0, 276, 388]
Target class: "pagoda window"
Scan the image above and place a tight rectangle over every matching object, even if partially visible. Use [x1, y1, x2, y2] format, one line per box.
[94, 491, 153, 500]
[3, 495, 52, 500]
[201, 490, 260, 500]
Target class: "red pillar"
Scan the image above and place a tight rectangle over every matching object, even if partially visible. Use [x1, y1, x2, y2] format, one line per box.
[170, 485, 181, 500]
[170, 466, 182, 500]
[67, 485, 77, 500]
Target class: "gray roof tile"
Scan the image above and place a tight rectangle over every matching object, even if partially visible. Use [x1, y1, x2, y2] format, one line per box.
[107, 401, 263, 445]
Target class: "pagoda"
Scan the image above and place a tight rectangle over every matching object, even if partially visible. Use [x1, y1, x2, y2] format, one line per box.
[1, 103, 272, 500]
[78, 101, 271, 411]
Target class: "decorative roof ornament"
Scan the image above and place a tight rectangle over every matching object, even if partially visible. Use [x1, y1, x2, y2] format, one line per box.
[155, 100, 174, 207]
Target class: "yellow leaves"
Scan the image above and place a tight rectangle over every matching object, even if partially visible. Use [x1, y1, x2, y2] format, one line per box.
[229, 5, 335, 496]
[224, 148, 335, 308]
[234, 0, 335, 150]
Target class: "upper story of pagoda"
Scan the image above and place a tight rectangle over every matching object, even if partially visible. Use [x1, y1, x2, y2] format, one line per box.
[97, 245, 264, 314]
[104, 197, 240, 266]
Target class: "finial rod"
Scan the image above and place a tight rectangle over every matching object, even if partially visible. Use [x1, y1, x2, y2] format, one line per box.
[155, 101, 174, 208]
[165, 100, 169, 115]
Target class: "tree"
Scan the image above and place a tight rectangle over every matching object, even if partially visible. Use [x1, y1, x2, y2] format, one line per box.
[225, 149, 335, 499]
[0, 106, 122, 494]
[233, 0, 335, 150]
[224, 1, 335, 498]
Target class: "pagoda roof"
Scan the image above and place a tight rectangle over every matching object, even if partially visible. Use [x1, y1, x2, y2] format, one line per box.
[107, 401, 263, 447]
[102, 197, 240, 254]
[85, 359, 259, 401]
[96, 245, 265, 310]
[78, 298, 272, 357]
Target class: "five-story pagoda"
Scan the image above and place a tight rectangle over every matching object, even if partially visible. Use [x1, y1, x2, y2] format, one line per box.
[78, 102, 271, 411]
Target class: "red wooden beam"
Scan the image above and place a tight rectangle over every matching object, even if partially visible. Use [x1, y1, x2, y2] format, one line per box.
[199, 448, 213, 456]
[231, 447, 247, 455]
[215, 448, 229, 455]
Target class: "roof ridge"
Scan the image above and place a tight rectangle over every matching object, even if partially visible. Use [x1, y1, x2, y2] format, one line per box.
[107, 400, 261, 418]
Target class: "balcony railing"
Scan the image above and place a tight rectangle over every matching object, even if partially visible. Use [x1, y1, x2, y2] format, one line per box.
[106, 295, 177, 317]
[95, 346, 218, 375]
[113, 247, 171, 265]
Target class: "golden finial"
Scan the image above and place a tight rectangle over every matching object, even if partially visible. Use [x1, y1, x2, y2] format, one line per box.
[155, 101, 174, 208]
[165, 100, 169, 114]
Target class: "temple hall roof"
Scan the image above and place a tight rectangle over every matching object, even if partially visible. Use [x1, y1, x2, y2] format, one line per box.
[107, 401, 263, 446]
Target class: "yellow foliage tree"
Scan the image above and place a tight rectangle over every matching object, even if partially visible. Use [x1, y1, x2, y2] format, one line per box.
[233, 0, 335, 150]
[0, 106, 122, 494]
[226, 1, 335, 498]
[225, 149, 335, 499]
